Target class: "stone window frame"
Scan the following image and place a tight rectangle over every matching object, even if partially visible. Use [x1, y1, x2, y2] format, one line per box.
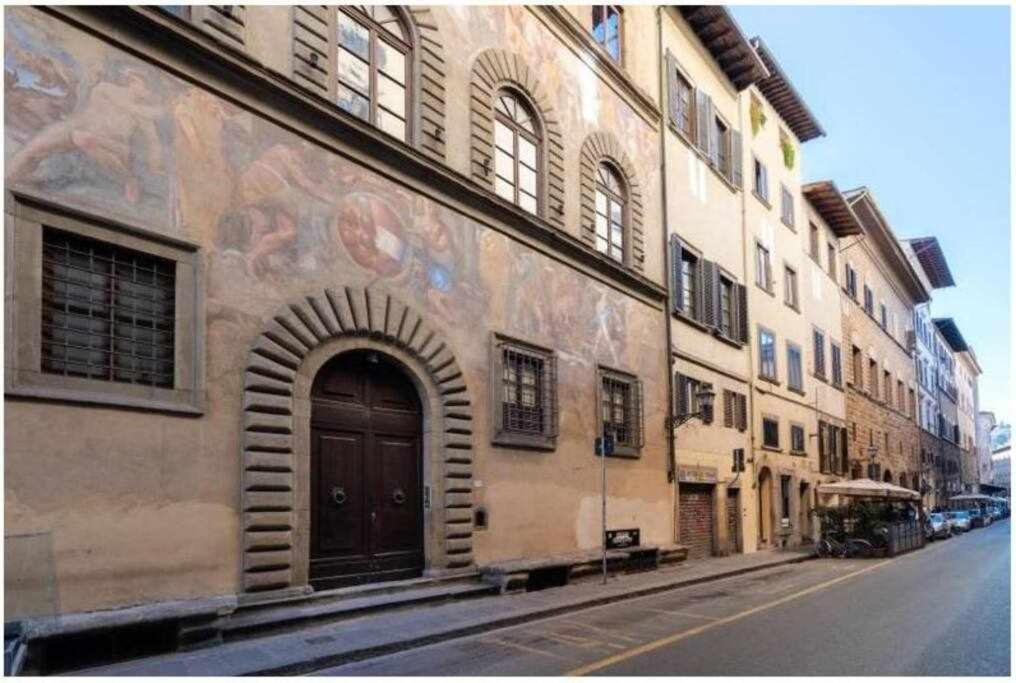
[489, 332, 558, 451]
[579, 132, 645, 272]
[597, 365, 644, 458]
[762, 414, 781, 450]
[789, 422, 807, 455]
[5, 193, 204, 415]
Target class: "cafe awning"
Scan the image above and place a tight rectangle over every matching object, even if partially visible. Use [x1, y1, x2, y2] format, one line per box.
[817, 478, 920, 501]
[949, 494, 992, 502]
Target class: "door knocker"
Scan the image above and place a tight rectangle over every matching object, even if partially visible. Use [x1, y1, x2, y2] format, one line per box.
[331, 486, 347, 506]
[392, 488, 407, 505]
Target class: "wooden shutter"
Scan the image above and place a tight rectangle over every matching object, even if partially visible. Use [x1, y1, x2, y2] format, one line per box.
[839, 426, 849, 474]
[735, 284, 749, 344]
[543, 352, 559, 439]
[696, 90, 711, 156]
[194, 6, 247, 48]
[695, 258, 706, 325]
[701, 260, 718, 328]
[723, 390, 734, 428]
[736, 393, 747, 432]
[730, 130, 742, 189]
[666, 52, 680, 130]
[293, 6, 334, 98]
[675, 372, 687, 417]
[818, 420, 828, 473]
[670, 236, 683, 315]
[634, 378, 645, 448]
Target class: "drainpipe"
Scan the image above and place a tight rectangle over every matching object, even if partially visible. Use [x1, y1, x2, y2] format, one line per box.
[656, 7, 678, 544]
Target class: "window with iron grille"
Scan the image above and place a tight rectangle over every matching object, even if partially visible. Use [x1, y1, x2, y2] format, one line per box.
[41, 227, 175, 388]
[599, 368, 643, 457]
[491, 334, 557, 449]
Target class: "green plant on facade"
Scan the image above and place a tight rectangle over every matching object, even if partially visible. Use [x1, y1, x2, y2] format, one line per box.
[780, 135, 795, 170]
[750, 97, 766, 136]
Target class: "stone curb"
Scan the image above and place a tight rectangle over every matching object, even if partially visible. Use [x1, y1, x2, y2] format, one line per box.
[257, 552, 816, 676]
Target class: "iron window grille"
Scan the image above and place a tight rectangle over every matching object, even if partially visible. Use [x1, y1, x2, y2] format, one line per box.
[491, 334, 557, 450]
[41, 227, 175, 388]
[599, 368, 643, 456]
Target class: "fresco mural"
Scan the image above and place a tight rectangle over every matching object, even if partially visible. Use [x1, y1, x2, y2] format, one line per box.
[4, 7, 651, 378]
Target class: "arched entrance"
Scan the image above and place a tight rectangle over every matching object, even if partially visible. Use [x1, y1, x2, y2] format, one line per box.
[758, 467, 773, 548]
[883, 469, 893, 483]
[310, 350, 424, 589]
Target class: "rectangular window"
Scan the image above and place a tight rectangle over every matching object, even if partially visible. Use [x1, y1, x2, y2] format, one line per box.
[897, 379, 905, 412]
[852, 346, 863, 389]
[677, 374, 702, 418]
[827, 242, 837, 279]
[719, 276, 733, 338]
[759, 327, 777, 381]
[787, 342, 803, 392]
[883, 369, 891, 403]
[753, 157, 769, 203]
[600, 368, 643, 456]
[671, 67, 694, 140]
[780, 475, 791, 522]
[790, 423, 806, 454]
[755, 242, 772, 292]
[845, 264, 857, 299]
[869, 359, 879, 397]
[763, 416, 780, 449]
[909, 388, 916, 419]
[41, 227, 176, 388]
[781, 185, 795, 227]
[864, 285, 874, 316]
[813, 330, 826, 380]
[714, 116, 730, 176]
[681, 249, 699, 319]
[880, 303, 888, 329]
[831, 342, 843, 387]
[492, 335, 557, 449]
[784, 265, 799, 309]
[591, 5, 622, 62]
[809, 222, 820, 261]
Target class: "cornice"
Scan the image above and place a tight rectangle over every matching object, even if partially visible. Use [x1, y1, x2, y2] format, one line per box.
[531, 6, 662, 129]
[41, 6, 667, 309]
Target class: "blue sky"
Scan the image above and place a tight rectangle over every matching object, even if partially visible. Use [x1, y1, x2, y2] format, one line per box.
[730, 5, 1011, 425]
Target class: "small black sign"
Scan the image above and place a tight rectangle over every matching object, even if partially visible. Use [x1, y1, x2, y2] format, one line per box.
[595, 435, 615, 457]
[606, 528, 640, 549]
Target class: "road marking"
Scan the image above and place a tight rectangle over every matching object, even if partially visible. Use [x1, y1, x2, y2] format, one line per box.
[481, 636, 576, 662]
[566, 558, 895, 676]
[558, 620, 641, 642]
[639, 607, 719, 622]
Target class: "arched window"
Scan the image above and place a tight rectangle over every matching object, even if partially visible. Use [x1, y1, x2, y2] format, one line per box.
[336, 6, 412, 142]
[594, 162, 626, 262]
[493, 89, 541, 215]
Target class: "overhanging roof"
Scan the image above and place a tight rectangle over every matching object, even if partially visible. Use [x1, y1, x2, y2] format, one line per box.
[678, 6, 769, 91]
[750, 36, 825, 142]
[802, 181, 862, 236]
[904, 237, 955, 289]
[817, 478, 920, 501]
[934, 318, 969, 352]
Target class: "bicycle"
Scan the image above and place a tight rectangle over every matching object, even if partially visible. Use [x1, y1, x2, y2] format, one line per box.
[816, 535, 875, 559]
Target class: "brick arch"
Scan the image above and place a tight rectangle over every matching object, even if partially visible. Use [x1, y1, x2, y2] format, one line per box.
[469, 48, 565, 229]
[578, 132, 646, 272]
[241, 285, 474, 592]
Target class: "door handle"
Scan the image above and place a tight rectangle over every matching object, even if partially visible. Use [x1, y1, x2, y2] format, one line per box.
[392, 488, 406, 505]
[371, 510, 377, 524]
[331, 486, 346, 506]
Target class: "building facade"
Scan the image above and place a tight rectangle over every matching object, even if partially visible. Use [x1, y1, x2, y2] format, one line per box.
[977, 411, 997, 490]
[5, 5, 677, 620]
[841, 189, 926, 491]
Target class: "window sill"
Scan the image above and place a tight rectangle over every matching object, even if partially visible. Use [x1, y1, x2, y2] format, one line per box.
[753, 191, 771, 209]
[673, 309, 711, 334]
[492, 431, 557, 452]
[756, 283, 775, 298]
[758, 374, 780, 385]
[761, 445, 782, 453]
[812, 373, 828, 384]
[5, 375, 205, 416]
[713, 331, 745, 349]
[599, 446, 641, 460]
[788, 386, 806, 396]
[781, 218, 795, 231]
[789, 449, 807, 457]
[667, 122, 741, 195]
[785, 301, 801, 313]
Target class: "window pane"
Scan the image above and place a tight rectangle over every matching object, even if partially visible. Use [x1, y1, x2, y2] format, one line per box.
[494, 120, 514, 153]
[378, 73, 406, 118]
[376, 41, 406, 83]
[518, 138, 536, 168]
[518, 165, 536, 195]
[495, 176, 514, 202]
[377, 108, 406, 141]
[337, 11, 370, 60]
[609, 200, 622, 224]
[495, 149, 515, 183]
[337, 83, 370, 121]
[606, 37, 620, 61]
[595, 190, 607, 215]
[592, 5, 605, 42]
[337, 47, 370, 94]
[611, 224, 623, 247]
[596, 236, 608, 254]
[518, 192, 537, 214]
[595, 213, 608, 238]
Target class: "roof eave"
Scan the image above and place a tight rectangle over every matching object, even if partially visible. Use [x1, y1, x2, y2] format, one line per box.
[678, 6, 770, 91]
[802, 180, 863, 237]
[905, 237, 956, 289]
[749, 36, 826, 142]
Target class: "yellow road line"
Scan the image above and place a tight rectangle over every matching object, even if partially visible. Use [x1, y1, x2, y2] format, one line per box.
[566, 558, 895, 676]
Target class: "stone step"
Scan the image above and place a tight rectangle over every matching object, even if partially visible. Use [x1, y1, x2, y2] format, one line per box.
[222, 579, 497, 640]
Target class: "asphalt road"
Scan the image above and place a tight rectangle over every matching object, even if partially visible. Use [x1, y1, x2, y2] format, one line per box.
[316, 519, 1010, 676]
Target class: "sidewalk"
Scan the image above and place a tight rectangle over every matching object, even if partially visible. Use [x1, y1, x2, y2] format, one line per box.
[77, 548, 813, 676]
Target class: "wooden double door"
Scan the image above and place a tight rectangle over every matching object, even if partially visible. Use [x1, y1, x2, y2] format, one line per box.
[310, 351, 424, 589]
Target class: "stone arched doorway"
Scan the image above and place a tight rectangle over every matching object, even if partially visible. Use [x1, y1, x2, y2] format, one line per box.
[758, 467, 773, 548]
[240, 286, 475, 594]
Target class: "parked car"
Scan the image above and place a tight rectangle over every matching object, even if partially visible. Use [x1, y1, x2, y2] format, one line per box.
[925, 512, 952, 541]
[968, 508, 988, 528]
[946, 510, 972, 532]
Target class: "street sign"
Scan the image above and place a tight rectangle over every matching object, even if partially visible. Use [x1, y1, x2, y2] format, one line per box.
[606, 528, 640, 549]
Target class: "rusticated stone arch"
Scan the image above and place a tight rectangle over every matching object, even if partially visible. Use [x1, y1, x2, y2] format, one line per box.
[241, 285, 474, 593]
[469, 48, 565, 229]
[579, 132, 645, 272]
